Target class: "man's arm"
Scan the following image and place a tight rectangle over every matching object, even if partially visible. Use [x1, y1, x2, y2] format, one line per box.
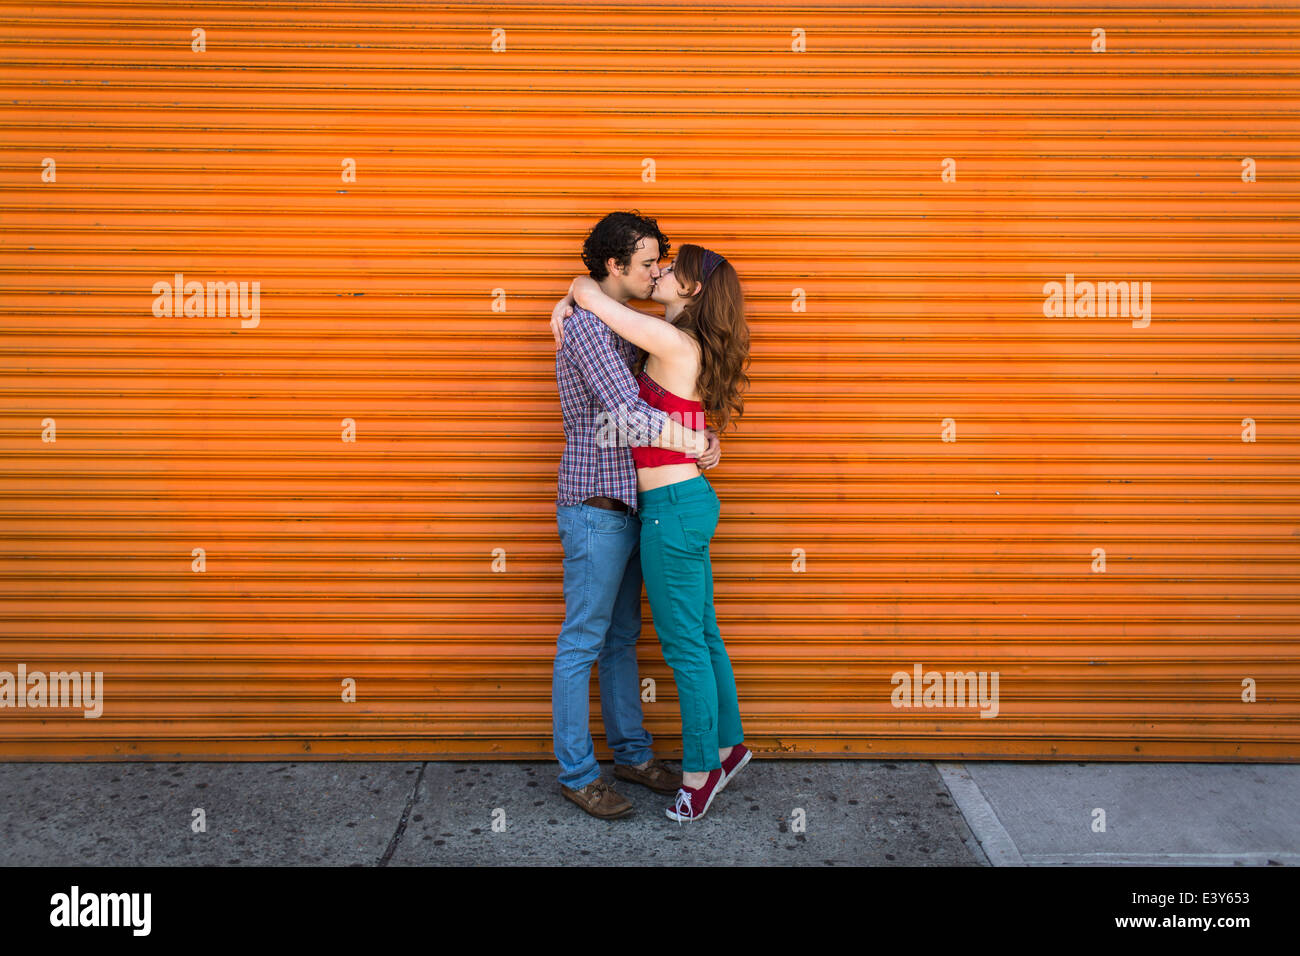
[553, 299, 720, 467]
[562, 310, 708, 456]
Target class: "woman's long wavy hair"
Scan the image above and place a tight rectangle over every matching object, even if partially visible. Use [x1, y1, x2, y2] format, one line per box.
[634, 243, 750, 434]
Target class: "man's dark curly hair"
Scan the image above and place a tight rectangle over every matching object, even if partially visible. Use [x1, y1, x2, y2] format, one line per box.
[581, 211, 670, 281]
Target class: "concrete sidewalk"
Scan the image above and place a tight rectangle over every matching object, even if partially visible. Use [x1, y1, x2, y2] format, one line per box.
[0, 759, 1295, 866]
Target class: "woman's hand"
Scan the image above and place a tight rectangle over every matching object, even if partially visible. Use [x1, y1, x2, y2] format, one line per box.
[550, 294, 574, 350]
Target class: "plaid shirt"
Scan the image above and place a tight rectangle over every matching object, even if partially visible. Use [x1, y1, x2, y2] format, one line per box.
[556, 305, 669, 513]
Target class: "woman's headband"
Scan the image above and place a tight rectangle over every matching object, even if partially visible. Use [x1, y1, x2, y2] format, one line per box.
[700, 248, 726, 283]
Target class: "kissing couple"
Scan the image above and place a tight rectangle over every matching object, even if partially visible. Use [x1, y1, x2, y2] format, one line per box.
[549, 210, 752, 823]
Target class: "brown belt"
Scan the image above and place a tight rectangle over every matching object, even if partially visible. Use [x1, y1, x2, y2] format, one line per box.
[584, 495, 630, 513]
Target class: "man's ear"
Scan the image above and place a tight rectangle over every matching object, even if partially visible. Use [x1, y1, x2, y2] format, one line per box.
[606, 256, 624, 277]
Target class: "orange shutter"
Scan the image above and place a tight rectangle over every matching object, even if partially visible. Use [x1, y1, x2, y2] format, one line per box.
[1, 1, 1296, 760]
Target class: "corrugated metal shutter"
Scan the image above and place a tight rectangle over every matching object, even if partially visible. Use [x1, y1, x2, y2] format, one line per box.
[1, 1, 1296, 761]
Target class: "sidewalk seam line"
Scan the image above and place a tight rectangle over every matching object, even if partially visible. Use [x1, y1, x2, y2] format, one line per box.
[937, 762, 1024, 867]
[378, 761, 426, 867]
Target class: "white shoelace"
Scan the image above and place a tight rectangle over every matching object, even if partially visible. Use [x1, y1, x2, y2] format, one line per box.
[672, 787, 694, 824]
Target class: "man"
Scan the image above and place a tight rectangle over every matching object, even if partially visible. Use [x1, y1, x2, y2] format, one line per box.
[551, 211, 721, 819]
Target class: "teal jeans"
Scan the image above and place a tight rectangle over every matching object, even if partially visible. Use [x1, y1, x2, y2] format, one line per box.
[637, 474, 744, 772]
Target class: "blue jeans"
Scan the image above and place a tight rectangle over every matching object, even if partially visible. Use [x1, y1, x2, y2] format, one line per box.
[552, 502, 655, 790]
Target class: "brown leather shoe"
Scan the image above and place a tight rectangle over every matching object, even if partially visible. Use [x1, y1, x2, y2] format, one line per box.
[614, 758, 683, 795]
[561, 778, 635, 819]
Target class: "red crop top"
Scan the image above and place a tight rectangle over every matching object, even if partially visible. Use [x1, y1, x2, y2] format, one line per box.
[631, 369, 708, 468]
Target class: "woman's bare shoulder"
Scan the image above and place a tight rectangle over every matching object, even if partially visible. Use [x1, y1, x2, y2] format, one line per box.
[649, 334, 704, 401]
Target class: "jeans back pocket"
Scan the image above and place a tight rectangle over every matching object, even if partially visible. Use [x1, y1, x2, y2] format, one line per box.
[676, 502, 718, 551]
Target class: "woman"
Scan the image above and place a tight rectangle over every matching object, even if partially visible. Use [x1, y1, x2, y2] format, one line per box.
[553, 244, 752, 822]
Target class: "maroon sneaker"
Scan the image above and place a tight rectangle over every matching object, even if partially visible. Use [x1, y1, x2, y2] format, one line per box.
[716, 743, 752, 794]
[666, 768, 725, 823]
